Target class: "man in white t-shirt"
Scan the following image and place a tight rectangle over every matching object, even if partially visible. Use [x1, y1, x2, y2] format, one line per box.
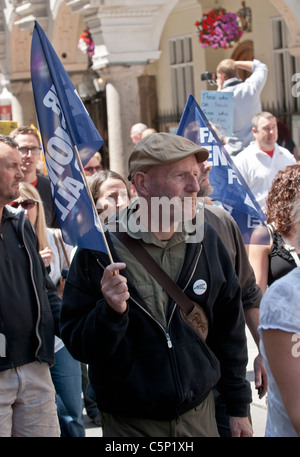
[233, 112, 296, 213]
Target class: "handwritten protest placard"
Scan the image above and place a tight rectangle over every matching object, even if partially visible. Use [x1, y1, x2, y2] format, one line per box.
[201, 90, 233, 137]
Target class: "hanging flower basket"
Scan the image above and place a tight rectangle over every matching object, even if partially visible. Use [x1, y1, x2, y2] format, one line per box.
[78, 29, 95, 60]
[195, 7, 243, 49]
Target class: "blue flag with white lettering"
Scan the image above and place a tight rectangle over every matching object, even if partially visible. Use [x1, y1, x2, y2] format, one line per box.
[177, 95, 266, 243]
[31, 21, 107, 252]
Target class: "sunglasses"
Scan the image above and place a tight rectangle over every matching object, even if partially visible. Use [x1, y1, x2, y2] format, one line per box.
[10, 199, 38, 210]
[84, 166, 102, 174]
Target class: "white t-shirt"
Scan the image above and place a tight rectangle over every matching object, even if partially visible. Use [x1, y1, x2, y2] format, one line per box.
[47, 228, 73, 353]
[259, 267, 300, 437]
[233, 142, 296, 212]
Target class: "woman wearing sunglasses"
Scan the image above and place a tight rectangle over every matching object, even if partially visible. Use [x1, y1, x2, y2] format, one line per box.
[10, 182, 85, 437]
[83, 152, 103, 176]
[10, 195, 53, 268]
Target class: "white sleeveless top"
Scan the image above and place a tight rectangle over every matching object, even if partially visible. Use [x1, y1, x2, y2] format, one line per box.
[259, 267, 300, 437]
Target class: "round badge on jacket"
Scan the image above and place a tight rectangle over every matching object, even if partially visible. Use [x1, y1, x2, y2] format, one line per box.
[193, 279, 207, 295]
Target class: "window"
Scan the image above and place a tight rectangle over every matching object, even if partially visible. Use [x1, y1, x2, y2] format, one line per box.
[271, 17, 300, 113]
[169, 35, 194, 113]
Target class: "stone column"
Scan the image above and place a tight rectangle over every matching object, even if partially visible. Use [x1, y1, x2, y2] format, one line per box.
[7, 81, 36, 126]
[101, 64, 146, 179]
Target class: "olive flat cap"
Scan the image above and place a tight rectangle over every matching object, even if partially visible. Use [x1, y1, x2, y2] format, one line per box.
[128, 132, 209, 181]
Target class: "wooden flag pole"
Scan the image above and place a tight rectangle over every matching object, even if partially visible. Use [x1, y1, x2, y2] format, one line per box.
[74, 145, 114, 265]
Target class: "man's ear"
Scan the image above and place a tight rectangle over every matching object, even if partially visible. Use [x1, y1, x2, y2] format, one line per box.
[216, 73, 225, 90]
[133, 171, 149, 197]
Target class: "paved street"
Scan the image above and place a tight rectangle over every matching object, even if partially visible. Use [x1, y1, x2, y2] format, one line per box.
[84, 414, 102, 437]
[85, 327, 268, 438]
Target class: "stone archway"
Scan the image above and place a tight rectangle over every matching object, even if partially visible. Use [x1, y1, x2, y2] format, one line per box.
[231, 40, 254, 62]
[269, 0, 300, 56]
[231, 40, 254, 81]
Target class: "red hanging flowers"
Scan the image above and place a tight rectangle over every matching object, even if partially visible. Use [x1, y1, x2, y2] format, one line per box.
[195, 8, 243, 49]
[78, 29, 95, 60]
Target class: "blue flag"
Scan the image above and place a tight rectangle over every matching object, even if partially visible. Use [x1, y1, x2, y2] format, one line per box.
[31, 21, 108, 252]
[177, 94, 266, 243]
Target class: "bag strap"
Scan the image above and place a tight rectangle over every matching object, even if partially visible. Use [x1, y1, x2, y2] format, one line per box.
[289, 249, 300, 267]
[282, 236, 300, 267]
[54, 229, 70, 268]
[114, 230, 196, 316]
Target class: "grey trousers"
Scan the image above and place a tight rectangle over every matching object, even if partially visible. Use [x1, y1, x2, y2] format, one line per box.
[0, 361, 60, 437]
[100, 390, 219, 437]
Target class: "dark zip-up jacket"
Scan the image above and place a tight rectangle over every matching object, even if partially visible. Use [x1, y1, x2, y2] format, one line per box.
[204, 205, 262, 309]
[60, 222, 251, 420]
[0, 206, 61, 372]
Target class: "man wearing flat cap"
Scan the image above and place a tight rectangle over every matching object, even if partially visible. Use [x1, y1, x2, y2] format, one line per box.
[60, 133, 253, 437]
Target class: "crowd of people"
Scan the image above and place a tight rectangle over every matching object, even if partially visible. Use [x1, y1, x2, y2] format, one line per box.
[0, 57, 299, 438]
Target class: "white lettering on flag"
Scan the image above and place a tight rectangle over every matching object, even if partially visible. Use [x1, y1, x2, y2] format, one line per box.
[42, 85, 84, 221]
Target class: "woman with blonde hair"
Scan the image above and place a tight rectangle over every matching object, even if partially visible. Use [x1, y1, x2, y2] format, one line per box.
[10, 182, 85, 437]
[10, 182, 51, 265]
